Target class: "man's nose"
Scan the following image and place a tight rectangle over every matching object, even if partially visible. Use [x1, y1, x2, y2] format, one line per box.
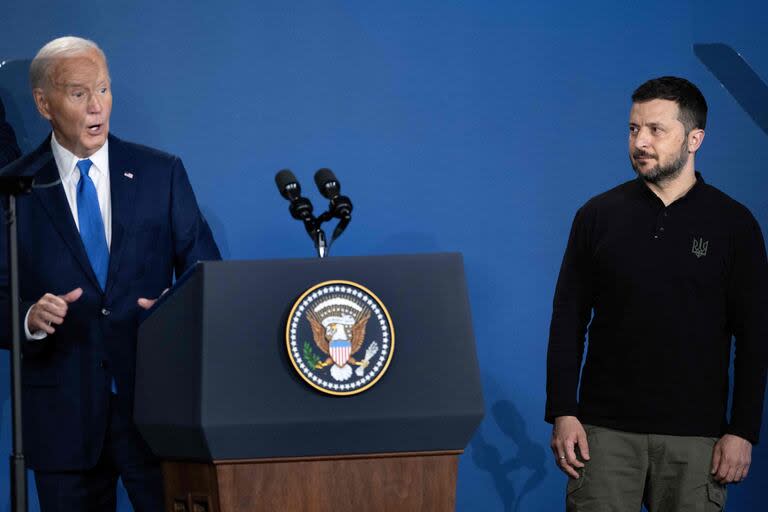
[634, 127, 650, 148]
[87, 93, 102, 113]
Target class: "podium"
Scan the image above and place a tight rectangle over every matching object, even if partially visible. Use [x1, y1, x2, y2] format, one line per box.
[135, 253, 484, 512]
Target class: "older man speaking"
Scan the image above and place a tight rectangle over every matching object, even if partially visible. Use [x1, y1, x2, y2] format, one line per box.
[0, 36, 221, 511]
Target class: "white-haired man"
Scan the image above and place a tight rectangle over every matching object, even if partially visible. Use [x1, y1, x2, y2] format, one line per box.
[0, 36, 221, 511]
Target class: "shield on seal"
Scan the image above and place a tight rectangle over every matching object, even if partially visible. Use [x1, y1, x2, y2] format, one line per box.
[329, 339, 352, 367]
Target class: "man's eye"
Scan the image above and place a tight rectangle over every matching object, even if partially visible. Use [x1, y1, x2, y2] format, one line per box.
[99, 87, 108, 94]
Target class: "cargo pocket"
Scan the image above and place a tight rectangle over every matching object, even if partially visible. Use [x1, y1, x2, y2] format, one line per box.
[706, 481, 726, 510]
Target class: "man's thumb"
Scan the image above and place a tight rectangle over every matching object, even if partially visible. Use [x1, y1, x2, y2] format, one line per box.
[61, 287, 83, 303]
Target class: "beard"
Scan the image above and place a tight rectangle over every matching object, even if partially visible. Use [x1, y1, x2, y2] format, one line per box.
[631, 140, 689, 185]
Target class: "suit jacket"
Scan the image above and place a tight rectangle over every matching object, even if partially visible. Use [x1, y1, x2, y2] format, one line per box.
[0, 133, 221, 471]
[0, 98, 22, 167]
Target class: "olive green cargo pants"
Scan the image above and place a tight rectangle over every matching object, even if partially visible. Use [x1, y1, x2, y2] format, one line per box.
[566, 425, 726, 511]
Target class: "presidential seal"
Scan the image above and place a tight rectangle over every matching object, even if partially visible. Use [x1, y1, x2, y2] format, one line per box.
[286, 280, 394, 396]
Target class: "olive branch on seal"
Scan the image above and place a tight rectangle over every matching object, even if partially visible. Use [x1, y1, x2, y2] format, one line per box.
[303, 342, 321, 368]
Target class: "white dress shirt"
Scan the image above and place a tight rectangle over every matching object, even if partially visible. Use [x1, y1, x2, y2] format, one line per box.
[51, 133, 112, 246]
[25, 134, 112, 339]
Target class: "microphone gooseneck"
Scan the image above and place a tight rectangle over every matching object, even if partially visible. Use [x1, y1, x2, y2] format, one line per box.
[275, 168, 354, 258]
[274, 169, 327, 258]
[313, 168, 353, 244]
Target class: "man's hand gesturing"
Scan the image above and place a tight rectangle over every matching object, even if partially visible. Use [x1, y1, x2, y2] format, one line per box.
[27, 288, 83, 334]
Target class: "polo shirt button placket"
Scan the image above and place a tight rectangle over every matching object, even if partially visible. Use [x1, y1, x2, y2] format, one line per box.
[654, 210, 666, 239]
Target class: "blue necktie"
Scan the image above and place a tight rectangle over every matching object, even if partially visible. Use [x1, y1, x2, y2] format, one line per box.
[77, 160, 117, 394]
[76, 159, 109, 290]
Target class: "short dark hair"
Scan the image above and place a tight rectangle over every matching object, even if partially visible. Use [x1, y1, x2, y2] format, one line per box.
[631, 76, 708, 132]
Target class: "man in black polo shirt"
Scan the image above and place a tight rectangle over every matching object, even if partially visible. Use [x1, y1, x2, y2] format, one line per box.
[546, 76, 768, 511]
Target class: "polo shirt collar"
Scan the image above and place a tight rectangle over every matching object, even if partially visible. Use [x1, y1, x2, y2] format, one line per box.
[634, 171, 705, 206]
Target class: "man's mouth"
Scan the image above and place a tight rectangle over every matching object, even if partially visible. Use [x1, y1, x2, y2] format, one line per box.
[87, 123, 104, 134]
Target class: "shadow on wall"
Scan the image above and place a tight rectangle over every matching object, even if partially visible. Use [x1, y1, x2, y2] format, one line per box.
[0, 59, 50, 153]
[470, 399, 548, 512]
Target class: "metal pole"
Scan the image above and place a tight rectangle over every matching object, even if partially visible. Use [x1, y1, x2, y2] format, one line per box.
[8, 194, 27, 512]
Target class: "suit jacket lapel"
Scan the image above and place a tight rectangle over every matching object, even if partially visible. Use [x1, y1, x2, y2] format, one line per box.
[30, 144, 103, 290]
[104, 135, 138, 296]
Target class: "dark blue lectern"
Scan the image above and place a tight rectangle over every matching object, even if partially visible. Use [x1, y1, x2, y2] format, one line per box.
[135, 253, 484, 512]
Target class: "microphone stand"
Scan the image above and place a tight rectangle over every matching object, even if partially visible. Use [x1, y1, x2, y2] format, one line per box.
[314, 228, 327, 259]
[1, 175, 33, 512]
[293, 205, 327, 259]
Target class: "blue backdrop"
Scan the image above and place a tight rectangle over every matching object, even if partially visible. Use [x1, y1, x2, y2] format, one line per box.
[1, 1, 766, 510]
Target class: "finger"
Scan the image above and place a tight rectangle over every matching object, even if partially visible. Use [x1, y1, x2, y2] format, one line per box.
[29, 316, 56, 334]
[39, 300, 68, 318]
[577, 431, 591, 461]
[35, 309, 65, 325]
[733, 466, 746, 483]
[565, 440, 584, 469]
[551, 440, 571, 473]
[137, 298, 156, 310]
[710, 445, 721, 474]
[555, 449, 579, 478]
[716, 463, 733, 484]
[40, 294, 69, 313]
[61, 287, 83, 303]
[34, 297, 70, 320]
[558, 457, 580, 478]
[742, 464, 750, 480]
[724, 466, 737, 484]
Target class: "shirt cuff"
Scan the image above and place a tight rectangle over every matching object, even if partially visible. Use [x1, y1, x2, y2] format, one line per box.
[24, 307, 47, 341]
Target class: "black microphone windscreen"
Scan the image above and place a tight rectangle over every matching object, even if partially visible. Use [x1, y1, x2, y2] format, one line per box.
[275, 169, 299, 199]
[314, 168, 338, 198]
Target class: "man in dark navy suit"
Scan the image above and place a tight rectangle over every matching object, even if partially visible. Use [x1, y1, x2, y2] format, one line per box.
[0, 96, 21, 166]
[0, 36, 221, 511]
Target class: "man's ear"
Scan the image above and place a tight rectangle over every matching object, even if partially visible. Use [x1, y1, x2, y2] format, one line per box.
[688, 128, 705, 153]
[33, 88, 52, 121]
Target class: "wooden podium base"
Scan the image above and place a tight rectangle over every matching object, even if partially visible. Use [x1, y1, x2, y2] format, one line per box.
[163, 451, 460, 512]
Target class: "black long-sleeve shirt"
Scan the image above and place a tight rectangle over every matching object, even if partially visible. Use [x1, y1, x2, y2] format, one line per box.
[546, 174, 768, 444]
[0, 98, 22, 168]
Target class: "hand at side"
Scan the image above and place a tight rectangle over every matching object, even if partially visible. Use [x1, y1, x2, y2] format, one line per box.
[551, 415, 591, 478]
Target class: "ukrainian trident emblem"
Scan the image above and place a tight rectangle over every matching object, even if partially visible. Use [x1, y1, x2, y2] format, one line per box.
[692, 237, 708, 258]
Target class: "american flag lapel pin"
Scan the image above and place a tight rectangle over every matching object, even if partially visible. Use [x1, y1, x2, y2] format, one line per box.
[124, 171, 134, 179]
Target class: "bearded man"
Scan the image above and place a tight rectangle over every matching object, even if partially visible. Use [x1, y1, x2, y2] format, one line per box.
[545, 76, 768, 511]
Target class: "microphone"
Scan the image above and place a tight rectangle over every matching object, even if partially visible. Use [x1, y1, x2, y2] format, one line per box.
[275, 169, 313, 223]
[314, 168, 353, 242]
[314, 168, 352, 217]
[275, 169, 327, 257]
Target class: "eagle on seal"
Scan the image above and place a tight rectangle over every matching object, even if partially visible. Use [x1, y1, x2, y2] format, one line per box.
[308, 309, 371, 381]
